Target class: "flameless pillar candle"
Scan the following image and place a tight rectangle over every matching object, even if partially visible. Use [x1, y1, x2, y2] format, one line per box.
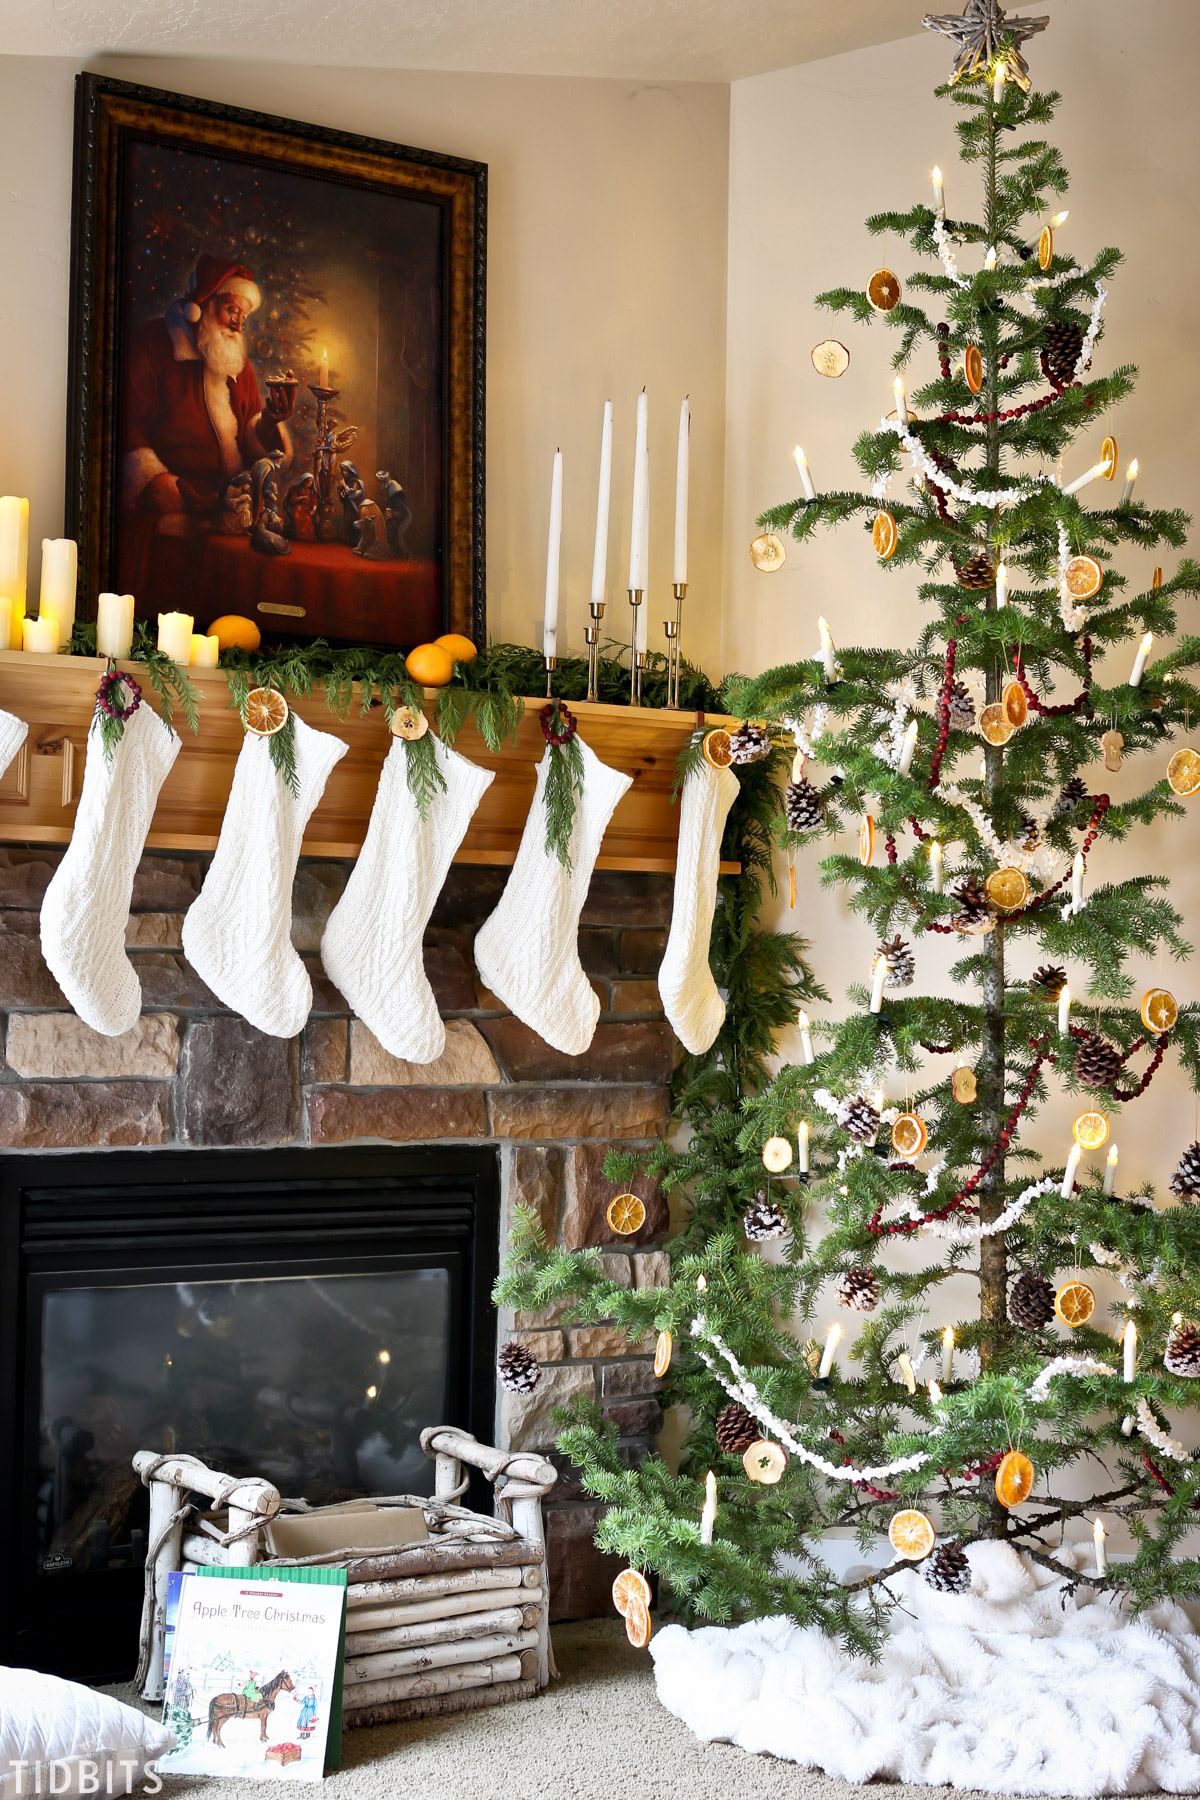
[817, 617, 837, 683]
[1121, 459, 1139, 505]
[817, 1322, 841, 1379]
[699, 1469, 717, 1546]
[628, 390, 648, 592]
[22, 616, 58, 654]
[96, 593, 135, 660]
[1058, 982, 1071, 1036]
[0, 598, 11, 650]
[189, 633, 219, 668]
[1093, 1518, 1107, 1576]
[1062, 1142, 1082, 1198]
[797, 1121, 810, 1172]
[543, 449, 562, 661]
[798, 1011, 815, 1065]
[1123, 1318, 1137, 1381]
[157, 611, 193, 665]
[941, 1327, 955, 1384]
[1105, 1144, 1119, 1196]
[898, 1352, 917, 1394]
[932, 165, 945, 214]
[0, 497, 29, 629]
[869, 954, 888, 1014]
[794, 445, 817, 502]
[38, 539, 77, 646]
[673, 398, 689, 585]
[591, 401, 613, 604]
[1128, 631, 1153, 687]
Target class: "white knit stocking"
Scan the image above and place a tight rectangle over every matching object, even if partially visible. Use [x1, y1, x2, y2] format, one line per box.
[475, 738, 632, 1056]
[0, 707, 27, 783]
[657, 759, 739, 1054]
[40, 703, 181, 1035]
[322, 735, 493, 1063]
[182, 715, 347, 1037]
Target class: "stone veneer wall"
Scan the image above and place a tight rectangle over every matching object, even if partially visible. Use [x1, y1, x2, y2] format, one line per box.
[0, 845, 675, 1620]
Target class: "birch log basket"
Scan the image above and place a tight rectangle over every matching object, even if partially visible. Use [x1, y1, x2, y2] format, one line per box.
[132, 1427, 557, 1730]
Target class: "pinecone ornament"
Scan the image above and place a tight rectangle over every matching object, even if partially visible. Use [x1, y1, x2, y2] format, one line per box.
[715, 1402, 760, 1454]
[729, 721, 771, 764]
[923, 1540, 972, 1594]
[498, 1340, 541, 1394]
[1019, 812, 1041, 853]
[948, 679, 976, 730]
[838, 1093, 882, 1143]
[1169, 1142, 1200, 1201]
[1009, 1269, 1056, 1331]
[1030, 964, 1068, 1002]
[785, 777, 824, 833]
[951, 874, 996, 935]
[877, 933, 915, 989]
[1073, 1030, 1122, 1090]
[955, 549, 997, 590]
[834, 1266, 881, 1312]
[1055, 775, 1090, 818]
[1165, 1324, 1200, 1377]
[1044, 319, 1083, 386]
[743, 1190, 790, 1241]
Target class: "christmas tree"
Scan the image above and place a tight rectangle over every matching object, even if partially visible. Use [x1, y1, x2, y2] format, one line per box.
[498, 2, 1200, 1649]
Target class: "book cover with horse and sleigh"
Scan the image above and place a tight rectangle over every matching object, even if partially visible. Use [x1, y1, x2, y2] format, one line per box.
[159, 1565, 347, 1780]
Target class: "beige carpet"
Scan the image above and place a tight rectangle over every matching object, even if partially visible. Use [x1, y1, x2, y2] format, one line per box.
[109, 1618, 1163, 1800]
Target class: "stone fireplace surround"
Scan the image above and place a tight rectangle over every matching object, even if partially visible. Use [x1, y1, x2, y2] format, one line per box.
[0, 844, 676, 1625]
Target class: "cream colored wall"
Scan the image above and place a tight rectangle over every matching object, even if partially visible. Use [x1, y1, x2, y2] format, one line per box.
[0, 54, 728, 660]
[725, 0, 1200, 1242]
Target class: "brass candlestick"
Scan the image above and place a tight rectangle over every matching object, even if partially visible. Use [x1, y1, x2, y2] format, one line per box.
[664, 619, 680, 709]
[671, 581, 687, 708]
[543, 654, 556, 699]
[585, 600, 605, 701]
[627, 588, 643, 706]
[636, 651, 647, 706]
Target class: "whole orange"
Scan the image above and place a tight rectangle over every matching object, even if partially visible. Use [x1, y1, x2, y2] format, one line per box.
[435, 632, 479, 664]
[206, 614, 261, 653]
[405, 642, 456, 687]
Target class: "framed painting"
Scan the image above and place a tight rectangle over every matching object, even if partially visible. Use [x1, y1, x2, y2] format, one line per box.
[67, 74, 486, 650]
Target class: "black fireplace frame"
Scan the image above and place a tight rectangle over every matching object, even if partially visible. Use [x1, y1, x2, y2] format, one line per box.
[0, 1143, 500, 1681]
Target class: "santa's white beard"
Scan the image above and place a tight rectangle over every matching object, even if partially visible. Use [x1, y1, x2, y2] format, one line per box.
[197, 310, 247, 380]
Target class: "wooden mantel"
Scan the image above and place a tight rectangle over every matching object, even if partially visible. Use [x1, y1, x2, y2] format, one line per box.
[0, 651, 737, 872]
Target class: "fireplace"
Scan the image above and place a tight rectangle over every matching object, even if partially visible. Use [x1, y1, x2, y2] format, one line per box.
[0, 1144, 500, 1682]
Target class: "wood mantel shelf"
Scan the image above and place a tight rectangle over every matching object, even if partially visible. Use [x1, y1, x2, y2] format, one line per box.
[0, 651, 738, 872]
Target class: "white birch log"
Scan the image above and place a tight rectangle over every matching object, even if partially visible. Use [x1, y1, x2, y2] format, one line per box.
[344, 1654, 525, 1708]
[341, 1539, 540, 1581]
[348, 1585, 541, 1631]
[346, 1602, 541, 1655]
[344, 1627, 539, 1684]
[344, 1675, 539, 1730]
[347, 1565, 527, 1608]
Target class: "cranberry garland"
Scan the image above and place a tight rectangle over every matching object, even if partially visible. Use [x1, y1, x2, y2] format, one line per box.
[539, 700, 578, 745]
[927, 621, 965, 795]
[1009, 796, 1110, 921]
[869, 1034, 1058, 1237]
[1011, 639, 1093, 718]
[96, 668, 142, 721]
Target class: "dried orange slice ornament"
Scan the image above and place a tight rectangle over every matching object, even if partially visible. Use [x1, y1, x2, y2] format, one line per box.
[873, 511, 898, 559]
[964, 344, 984, 394]
[1037, 224, 1053, 271]
[750, 533, 787, 572]
[1153, 567, 1164, 591]
[703, 729, 733, 769]
[245, 687, 289, 737]
[743, 1441, 787, 1485]
[624, 1595, 652, 1648]
[867, 268, 902, 313]
[891, 1112, 929, 1158]
[995, 1449, 1035, 1509]
[888, 1508, 936, 1560]
[763, 1135, 794, 1173]
[812, 339, 850, 378]
[612, 1567, 652, 1618]
[1141, 987, 1179, 1032]
[1167, 749, 1200, 797]
[1073, 1110, 1110, 1149]
[979, 703, 1014, 746]
[606, 1193, 646, 1236]
[985, 867, 1029, 911]
[654, 1330, 673, 1378]
[1055, 1280, 1096, 1327]
[1002, 681, 1028, 729]
[1101, 435, 1118, 479]
[1063, 555, 1103, 600]
[860, 815, 876, 866]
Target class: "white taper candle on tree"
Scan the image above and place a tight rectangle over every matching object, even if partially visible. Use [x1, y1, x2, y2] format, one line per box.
[1063, 457, 1111, 496]
[1121, 458, 1139, 505]
[995, 562, 1008, 608]
[930, 841, 943, 894]
[1123, 1318, 1137, 1381]
[798, 1011, 814, 1064]
[898, 1352, 916, 1394]
[1062, 1142, 1082, 1197]
[818, 616, 837, 683]
[893, 376, 907, 423]
[817, 1322, 841, 1379]
[1058, 981, 1071, 1036]
[869, 954, 888, 1014]
[699, 1468, 717, 1545]
[591, 401, 613, 604]
[932, 165, 945, 214]
[897, 718, 918, 776]
[543, 448, 562, 660]
[941, 1327, 955, 1384]
[673, 397, 689, 586]
[1071, 851, 1085, 909]
[1128, 631, 1152, 687]
[1093, 1517, 1107, 1576]
[797, 1121, 809, 1172]
[794, 445, 817, 503]
[1104, 1144, 1118, 1196]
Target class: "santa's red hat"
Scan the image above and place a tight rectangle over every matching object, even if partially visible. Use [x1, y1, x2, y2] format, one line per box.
[182, 255, 262, 325]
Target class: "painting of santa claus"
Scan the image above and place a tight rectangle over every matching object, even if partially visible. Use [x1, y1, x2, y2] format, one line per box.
[66, 76, 486, 651]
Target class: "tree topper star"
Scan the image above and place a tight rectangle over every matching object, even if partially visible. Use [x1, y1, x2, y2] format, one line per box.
[922, 0, 1049, 92]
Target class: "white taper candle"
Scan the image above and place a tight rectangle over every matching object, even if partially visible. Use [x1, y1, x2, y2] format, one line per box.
[544, 448, 562, 660]
[794, 445, 817, 503]
[1128, 631, 1152, 687]
[1062, 1142, 1082, 1197]
[628, 389, 648, 591]
[817, 1322, 841, 1379]
[673, 397, 689, 585]
[591, 400, 613, 604]
[1104, 1144, 1118, 1197]
[1058, 982, 1071, 1036]
[798, 1011, 815, 1065]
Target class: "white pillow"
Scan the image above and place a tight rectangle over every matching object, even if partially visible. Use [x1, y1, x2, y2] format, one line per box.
[0, 1666, 174, 1799]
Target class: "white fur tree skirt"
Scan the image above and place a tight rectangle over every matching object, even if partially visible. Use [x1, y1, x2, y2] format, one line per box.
[650, 1541, 1200, 1795]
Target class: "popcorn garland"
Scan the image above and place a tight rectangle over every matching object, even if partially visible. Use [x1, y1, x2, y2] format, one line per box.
[872, 678, 920, 770]
[937, 779, 1063, 881]
[1074, 282, 1109, 378]
[916, 1175, 1060, 1243]
[882, 416, 1050, 509]
[782, 707, 830, 763]
[932, 215, 970, 290]
[1136, 1395, 1189, 1463]
[1027, 1356, 1115, 1403]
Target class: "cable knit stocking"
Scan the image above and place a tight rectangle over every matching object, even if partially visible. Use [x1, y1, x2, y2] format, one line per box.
[0, 707, 26, 784]
[657, 759, 739, 1054]
[40, 703, 181, 1035]
[321, 735, 494, 1063]
[475, 738, 632, 1056]
[182, 715, 347, 1037]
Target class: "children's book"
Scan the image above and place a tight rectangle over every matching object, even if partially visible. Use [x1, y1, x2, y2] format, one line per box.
[159, 1564, 347, 1781]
